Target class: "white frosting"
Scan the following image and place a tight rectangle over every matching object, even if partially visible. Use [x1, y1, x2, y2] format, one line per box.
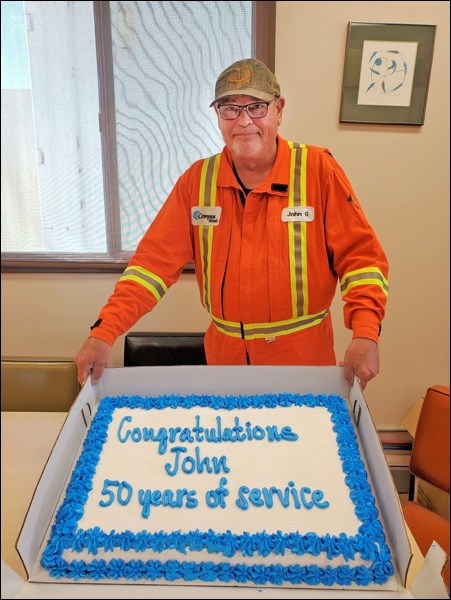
[79, 406, 361, 537]
[39, 395, 397, 590]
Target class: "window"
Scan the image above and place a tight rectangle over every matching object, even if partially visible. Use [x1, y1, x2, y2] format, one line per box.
[1, 1, 275, 272]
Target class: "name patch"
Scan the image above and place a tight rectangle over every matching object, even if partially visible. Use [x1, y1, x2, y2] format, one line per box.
[281, 207, 314, 222]
[191, 206, 222, 226]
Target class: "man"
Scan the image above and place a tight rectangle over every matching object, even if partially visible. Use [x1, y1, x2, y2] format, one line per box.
[75, 58, 389, 389]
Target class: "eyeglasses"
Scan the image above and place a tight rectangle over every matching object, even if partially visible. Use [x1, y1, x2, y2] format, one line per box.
[217, 101, 272, 120]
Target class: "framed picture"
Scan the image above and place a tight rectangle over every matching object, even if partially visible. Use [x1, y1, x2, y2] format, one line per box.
[340, 22, 436, 125]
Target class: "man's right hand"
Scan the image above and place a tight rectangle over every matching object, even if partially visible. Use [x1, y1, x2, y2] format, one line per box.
[75, 337, 112, 386]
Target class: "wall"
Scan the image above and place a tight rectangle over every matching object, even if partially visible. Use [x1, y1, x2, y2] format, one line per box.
[1, 1, 449, 429]
[275, 1, 450, 427]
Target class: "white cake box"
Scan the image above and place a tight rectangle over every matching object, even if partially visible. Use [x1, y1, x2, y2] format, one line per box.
[13, 366, 448, 598]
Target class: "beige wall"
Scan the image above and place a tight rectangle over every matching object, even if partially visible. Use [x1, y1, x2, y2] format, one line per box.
[2, 1, 449, 429]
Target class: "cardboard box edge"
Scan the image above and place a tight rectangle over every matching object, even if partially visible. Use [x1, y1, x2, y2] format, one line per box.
[17, 366, 413, 592]
[15, 380, 98, 577]
[349, 380, 413, 588]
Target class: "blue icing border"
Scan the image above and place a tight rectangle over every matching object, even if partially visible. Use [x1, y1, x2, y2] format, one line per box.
[40, 393, 394, 586]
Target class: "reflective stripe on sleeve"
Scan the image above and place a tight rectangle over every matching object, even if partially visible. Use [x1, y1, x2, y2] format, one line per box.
[340, 267, 389, 297]
[120, 266, 168, 301]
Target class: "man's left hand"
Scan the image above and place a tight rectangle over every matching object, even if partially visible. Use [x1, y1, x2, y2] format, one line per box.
[340, 337, 379, 390]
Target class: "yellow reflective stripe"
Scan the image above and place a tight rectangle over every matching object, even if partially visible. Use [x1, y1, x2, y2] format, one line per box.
[287, 144, 297, 314]
[198, 154, 220, 311]
[120, 266, 168, 300]
[287, 141, 308, 317]
[210, 315, 243, 338]
[299, 147, 309, 314]
[212, 309, 329, 340]
[340, 267, 389, 297]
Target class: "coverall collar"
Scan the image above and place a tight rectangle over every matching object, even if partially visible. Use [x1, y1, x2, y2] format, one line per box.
[217, 135, 291, 197]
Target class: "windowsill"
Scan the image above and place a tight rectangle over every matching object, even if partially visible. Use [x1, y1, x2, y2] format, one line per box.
[1, 259, 195, 274]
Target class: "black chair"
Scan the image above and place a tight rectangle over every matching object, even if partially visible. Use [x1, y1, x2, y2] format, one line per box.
[124, 332, 206, 366]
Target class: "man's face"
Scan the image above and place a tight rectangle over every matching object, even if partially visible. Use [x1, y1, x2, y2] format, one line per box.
[214, 95, 285, 160]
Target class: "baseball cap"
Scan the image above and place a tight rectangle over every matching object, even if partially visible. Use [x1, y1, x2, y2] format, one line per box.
[210, 58, 281, 107]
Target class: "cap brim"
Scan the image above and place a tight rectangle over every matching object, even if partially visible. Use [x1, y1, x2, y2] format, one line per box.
[210, 88, 276, 107]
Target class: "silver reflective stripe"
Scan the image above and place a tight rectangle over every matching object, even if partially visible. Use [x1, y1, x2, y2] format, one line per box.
[120, 266, 168, 301]
[212, 309, 329, 341]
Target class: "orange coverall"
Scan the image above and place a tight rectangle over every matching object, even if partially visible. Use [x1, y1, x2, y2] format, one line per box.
[89, 136, 389, 366]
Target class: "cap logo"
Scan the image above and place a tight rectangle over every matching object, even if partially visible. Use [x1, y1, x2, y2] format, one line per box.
[227, 67, 251, 89]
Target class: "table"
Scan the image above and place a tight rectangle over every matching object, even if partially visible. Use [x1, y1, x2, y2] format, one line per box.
[1, 411, 425, 599]
[1, 412, 67, 580]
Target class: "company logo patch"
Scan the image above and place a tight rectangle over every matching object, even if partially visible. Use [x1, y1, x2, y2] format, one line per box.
[191, 206, 222, 226]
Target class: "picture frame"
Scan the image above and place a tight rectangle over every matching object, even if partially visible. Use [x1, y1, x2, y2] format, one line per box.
[340, 22, 436, 125]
